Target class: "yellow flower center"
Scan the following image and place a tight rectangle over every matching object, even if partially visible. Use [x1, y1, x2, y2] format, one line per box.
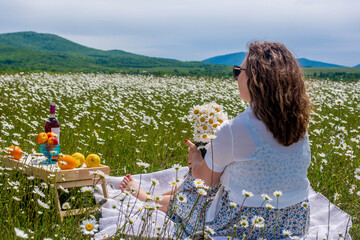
[213, 123, 218, 128]
[210, 112, 214, 117]
[202, 134, 207, 139]
[209, 119, 214, 124]
[218, 119, 223, 123]
[194, 109, 199, 114]
[202, 125, 208, 130]
[85, 224, 94, 231]
[200, 117, 206, 122]
[215, 108, 220, 112]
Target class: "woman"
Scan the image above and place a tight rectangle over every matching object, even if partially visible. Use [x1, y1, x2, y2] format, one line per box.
[120, 41, 311, 239]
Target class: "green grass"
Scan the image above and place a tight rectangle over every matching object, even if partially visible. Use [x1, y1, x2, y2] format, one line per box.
[0, 73, 359, 239]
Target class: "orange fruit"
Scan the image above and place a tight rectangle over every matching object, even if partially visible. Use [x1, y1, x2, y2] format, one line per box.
[7, 145, 23, 160]
[7, 146, 15, 155]
[58, 155, 77, 170]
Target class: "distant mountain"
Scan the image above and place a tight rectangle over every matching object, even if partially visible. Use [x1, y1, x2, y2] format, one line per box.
[203, 52, 246, 66]
[202, 52, 346, 68]
[354, 64, 360, 68]
[0, 31, 232, 77]
[297, 58, 345, 68]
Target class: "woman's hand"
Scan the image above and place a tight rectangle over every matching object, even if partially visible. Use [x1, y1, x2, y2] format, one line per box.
[185, 139, 203, 169]
[184, 139, 222, 186]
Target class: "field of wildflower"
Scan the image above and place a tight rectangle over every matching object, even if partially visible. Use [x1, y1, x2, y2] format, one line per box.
[0, 73, 359, 239]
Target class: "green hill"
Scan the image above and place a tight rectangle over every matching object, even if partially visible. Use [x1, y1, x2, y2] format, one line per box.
[0, 31, 232, 77]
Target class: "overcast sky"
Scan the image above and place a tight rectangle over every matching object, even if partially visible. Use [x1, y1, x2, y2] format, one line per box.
[1, 0, 359, 66]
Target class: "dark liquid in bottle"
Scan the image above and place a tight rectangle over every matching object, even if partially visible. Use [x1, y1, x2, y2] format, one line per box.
[45, 118, 60, 132]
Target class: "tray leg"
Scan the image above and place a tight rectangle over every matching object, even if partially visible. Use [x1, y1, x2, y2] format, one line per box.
[53, 187, 63, 223]
[101, 178, 109, 198]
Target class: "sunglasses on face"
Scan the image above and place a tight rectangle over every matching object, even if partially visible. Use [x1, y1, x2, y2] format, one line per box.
[233, 65, 247, 80]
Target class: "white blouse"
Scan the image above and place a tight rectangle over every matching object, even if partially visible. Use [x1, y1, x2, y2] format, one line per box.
[204, 106, 311, 222]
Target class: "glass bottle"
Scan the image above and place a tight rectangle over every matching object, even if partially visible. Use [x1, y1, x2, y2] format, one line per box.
[45, 102, 60, 160]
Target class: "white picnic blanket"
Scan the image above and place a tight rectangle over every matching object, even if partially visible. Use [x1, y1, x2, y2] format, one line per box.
[93, 167, 352, 240]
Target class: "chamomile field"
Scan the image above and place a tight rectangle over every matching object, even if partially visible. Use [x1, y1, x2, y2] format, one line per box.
[0, 73, 359, 239]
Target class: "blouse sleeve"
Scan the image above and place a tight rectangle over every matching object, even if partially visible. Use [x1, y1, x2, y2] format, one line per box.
[204, 121, 233, 173]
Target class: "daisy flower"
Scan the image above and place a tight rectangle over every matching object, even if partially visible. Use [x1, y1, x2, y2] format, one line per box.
[273, 191, 283, 197]
[334, 193, 341, 201]
[197, 188, 207, 196]
[130, 185, 137, 194]
[127, 217, 136, 224]
[59, 185, 69, 193]
[242, 190, 254, 198]
[241, 215, 248, 221]
[302, 202, 309, 208]
[265, 203, 274, 210]
[240, 220, 249, 228]
[37, 199, 50, 209]
[261, 193, 272, 201]
[89, 170, 106, 178]
[143, 116, 151, 124]
[193, 179, 205, 188]
[354, 168, 360, 180]
[251, 216, 265, 228]
[80, 219, 99, 235]
[80, 186, 94, 193]
[283, 230, 292, 237]
[136, 161, 150, 168]
[172, 164, 182, 170]
[62, 202, 70, 210]
[335, 99, 343, 105]
[12, 196, 21, 201]
[230, 201, 237, 208]
[176, 193, 187, 203]
[169, 179, 177, 187]
[154, 194, 163, 201]
[14, 228, 28, 239]
[205, 226, 215, 235]
[151, 178, 159, 186]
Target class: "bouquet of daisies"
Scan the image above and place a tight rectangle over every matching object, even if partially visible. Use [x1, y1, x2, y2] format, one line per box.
[188, 102, 228, 157]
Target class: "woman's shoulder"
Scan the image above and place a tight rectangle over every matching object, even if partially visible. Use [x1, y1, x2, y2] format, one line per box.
[225, 106, 255, 131]
[215, 106, 258, 148]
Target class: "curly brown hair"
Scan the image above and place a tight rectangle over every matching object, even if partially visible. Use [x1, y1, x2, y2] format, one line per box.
[245, 41, 311, 146]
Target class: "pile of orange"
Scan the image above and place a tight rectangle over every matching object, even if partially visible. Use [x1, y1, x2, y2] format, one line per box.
[7, 146, 23, 160]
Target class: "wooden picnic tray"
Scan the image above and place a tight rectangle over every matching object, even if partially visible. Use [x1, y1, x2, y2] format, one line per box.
[1, 155, 110, 181]
[1, 155, 110, 221]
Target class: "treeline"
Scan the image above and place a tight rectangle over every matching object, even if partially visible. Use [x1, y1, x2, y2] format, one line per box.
[307, 72, 360, 81]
